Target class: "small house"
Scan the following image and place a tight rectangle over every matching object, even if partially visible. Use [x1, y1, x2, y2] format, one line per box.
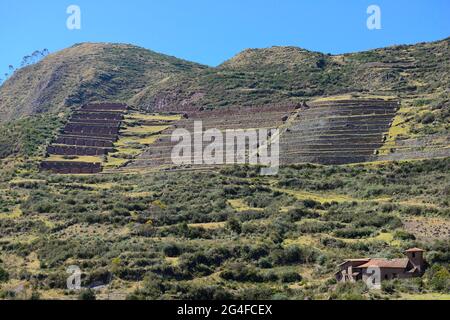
[336, 248, 425, 283]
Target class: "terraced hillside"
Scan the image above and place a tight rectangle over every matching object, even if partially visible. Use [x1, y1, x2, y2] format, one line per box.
[40, 103, 128, 174]
[123, 96, 450, 170]
[0, 39, 448, 301]
[128, 104, 297, 169]
[280, 98, 399, 165]
[377, 92, 450, 162]
[0, 43, 206, 122]
[0, 39, 448, 168]
[104, 112, 181, 170]
[127, 98, 399, 169]
[40, 103, 183, 173]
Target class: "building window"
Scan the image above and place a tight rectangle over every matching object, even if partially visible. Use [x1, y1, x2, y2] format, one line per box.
[412, 253, 416, 258]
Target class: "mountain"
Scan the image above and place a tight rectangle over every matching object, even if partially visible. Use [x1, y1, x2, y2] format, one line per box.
[0, 43, 206, 122]
[134, 38, 449, 111]
[0, 39, 449, 301]
[1, 38, 448, 121]
[0, 38, 448, 161]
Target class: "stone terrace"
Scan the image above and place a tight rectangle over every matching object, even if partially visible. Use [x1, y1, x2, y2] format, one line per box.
[128, 99, 399, 169]
[40, 161, 102, 174]
[40, 103, 128, 174]
[280, 99, 399, 165]
[129, 105, 298, 168]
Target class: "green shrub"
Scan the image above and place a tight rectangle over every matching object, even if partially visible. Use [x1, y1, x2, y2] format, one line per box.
[270, 245, 318, 265]
[287, 208, 319, 220]
[427, 265, 450, 293]
[382, 280, 397, 294]
[220, 264, 270, 283]
[280, 271, 302, 283]
[163, 243, 182, 257]
[78, 289, 96, 300]
[420, 112, 435, 124]
[0, 266, 9, 283]
[178, 284, 233, 300]
[394, 230, 416, 241]
[334, 227, 375, 239]
[330, 282, 368, 300]
[227, 217, 242, 234]
[320, 237, 346, 248]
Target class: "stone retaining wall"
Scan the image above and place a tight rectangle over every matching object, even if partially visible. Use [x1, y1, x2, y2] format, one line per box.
[40, 161, 102, 174]
[47, 145, 113, 156]
[41, 103, 128, 174]
[55, 136, 114, 147]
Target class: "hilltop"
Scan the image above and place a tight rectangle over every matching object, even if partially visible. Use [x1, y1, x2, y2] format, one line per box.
[1, 38, 448, 121]
[0, 43, 206, 122]
[0, 38, 448, 164]
[134, 38, 449, 112]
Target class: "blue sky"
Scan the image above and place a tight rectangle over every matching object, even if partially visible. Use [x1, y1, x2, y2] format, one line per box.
[0, 0, 449, 77]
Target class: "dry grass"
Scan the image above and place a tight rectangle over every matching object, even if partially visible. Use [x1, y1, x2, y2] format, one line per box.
[283, 235, 320, 247]
[46, 155, 103, 163]
[126, 113, 182, 121]
[272, 187, 355, 203]
[188, 222, 227, 230]
[123, 125, 169, 134]
[312, 94, 394, 103]
[398, 293, 450, 300]
[0, 206, 22, 220]
[104, 157, 130, 169]
[115, 135, 160, 147]
[124, 191, 154, 198]
[228, 199, 263, 212]
[402, 216, 450, 241]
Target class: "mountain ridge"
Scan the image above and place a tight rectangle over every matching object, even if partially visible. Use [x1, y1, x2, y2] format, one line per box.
[133, 37, 449, 112]
[0, 38, 448, 158]
[1, 37, 449, 122]
[0, 42, 207, 122]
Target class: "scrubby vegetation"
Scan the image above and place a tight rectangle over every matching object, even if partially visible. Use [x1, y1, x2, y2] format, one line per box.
[0, 157, 448, 300]
[0, 114, 64, 159]
[136, 38, 449, 116]
[0, 37, 448, 301]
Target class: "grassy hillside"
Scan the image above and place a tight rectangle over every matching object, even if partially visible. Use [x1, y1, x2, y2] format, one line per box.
[134, 38, 449, 110]
[0, 43, 206, 122]
[0, 38, 447, 169]
[1, 38, 448, 118]
[0, 158, 448, 300]
[0, 39, 448, 300]
[0, 39, 448, 145]
[131, 38, 449, 149]
[0, 114, 65, 159]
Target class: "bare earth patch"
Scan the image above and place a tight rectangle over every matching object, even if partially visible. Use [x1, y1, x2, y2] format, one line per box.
[402, 216, 450, 241]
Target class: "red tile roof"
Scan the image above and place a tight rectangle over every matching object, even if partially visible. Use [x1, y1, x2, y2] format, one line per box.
[338, 259, 370, 267]
[405, 248, 424, 252]
[357, 258, 409, 269]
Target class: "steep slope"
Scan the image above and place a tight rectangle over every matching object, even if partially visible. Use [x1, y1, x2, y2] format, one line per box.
[0, 38, 448, 163]
[0, 43, 207, 122]
[2, 39, 448, 119]
[130, 38, 449, 163]
[133, 38, 449, 112]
